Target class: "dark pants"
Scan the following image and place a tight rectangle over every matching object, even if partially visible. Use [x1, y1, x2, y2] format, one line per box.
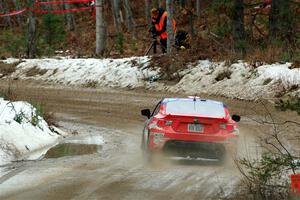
[160, 38, 167, 53]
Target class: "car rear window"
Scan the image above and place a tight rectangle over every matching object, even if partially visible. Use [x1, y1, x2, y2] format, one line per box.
[165, 100, 226, 118]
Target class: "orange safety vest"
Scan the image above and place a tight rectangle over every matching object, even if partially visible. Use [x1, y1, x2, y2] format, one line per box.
[155, 11, 177, 40]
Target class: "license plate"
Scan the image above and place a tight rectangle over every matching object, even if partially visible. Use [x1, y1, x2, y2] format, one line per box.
[188, 124, 203, 133]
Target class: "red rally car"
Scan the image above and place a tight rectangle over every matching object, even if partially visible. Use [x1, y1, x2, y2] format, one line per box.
[141, 97, 241, 161]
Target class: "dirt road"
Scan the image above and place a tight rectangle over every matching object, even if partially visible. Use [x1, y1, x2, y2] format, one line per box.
[0, 80, 299, 200]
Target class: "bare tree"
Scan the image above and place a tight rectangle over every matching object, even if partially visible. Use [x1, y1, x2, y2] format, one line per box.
[179, 0, 185, 8]
[26, 0, 36, 58]
[123, 0, 135, 31]
[232, 0, 245, 40]
[269, 0, 292, 39]
[158, 0, 163, 8]
[0, 0, 12, 28]
[62, 0, 75, 31]
[145, 0, 150, 23]
[166, 0, 174, 55]
[196, 0, 200, 18]
[188, 0, 195, 39]
[111, 0, 121, 33]
[13, 0, 23, 28]
[96, 0, 106, 56]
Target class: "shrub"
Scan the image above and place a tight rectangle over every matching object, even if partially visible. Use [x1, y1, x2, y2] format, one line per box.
[234, 39, 247, 55]
[36, 13, 66, 56]
[31, 102, 58, 127]
[237, 152, 294, 199]
[0, 31, 25, 57]
[42, 13, 66, 46]
[212, 24, 231, 38]
[117, 32, 124, 54]
[31, 104, 44, 127]
[14, 111, 26, 124]
[275, 97, 300, 115]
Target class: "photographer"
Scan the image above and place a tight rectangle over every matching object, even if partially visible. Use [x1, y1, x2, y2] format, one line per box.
[150, 8, 176, 54]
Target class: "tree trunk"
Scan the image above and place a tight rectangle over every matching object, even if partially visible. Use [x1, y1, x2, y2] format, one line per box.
[13, 0, 23, 28]
[179, 0, 185, 8]
[111, 0, 121, 33]
[27, 0, 36, 58]
[63, 0, 75, 31]
[96, 0, 106, 56]
[188, 0, 195, 39]
[145, 0, 150, 23]
[232, 0, 245, 41]
[166, 0, 174, 55]
[123, 0, 135, 31]
[42, 0, 51, 10]
[152, 0, 159, 8]
[269, 0, 292, 39]
[0, 0, 12, 27]
[196, 0, 200, 18]
[158, 0, 162, 7]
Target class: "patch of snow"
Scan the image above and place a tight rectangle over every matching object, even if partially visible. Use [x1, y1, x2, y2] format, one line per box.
[167, 61, 300, 100]
[2, 57, 300, 100]
[2, 58, 21, 64]
[8, 57, 158, 88]
[0, 99, 62, 165]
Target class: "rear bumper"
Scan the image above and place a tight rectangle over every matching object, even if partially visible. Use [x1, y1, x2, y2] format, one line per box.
[148, 129, 238, 151]
[163, 140, 227, 158]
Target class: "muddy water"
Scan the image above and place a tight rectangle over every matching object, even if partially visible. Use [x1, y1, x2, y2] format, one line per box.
[45, 143, 101, 158]
[0, 80, 299, 200]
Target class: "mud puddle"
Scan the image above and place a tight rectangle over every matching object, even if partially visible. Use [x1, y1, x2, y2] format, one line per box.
[45, 143, 102, 158]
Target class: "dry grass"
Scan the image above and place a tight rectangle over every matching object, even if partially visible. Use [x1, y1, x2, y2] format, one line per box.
[148, 46, 212, 81]
[82, 80, 98, 88]
[215, 69, 232, 81]
[43, 110, 58, 127]
[0, 80, 18, 101]
[245, 45, 286, 64]
[0, 81, 58, 127]
[25, 66, 48, 77]
[0, 62, 17, 78]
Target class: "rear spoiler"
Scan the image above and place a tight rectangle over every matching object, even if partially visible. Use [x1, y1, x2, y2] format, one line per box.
[165, 113, 228, 121]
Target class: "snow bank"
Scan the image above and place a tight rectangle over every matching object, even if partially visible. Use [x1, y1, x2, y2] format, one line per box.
[2, 57, 300, 100]
[0, 98, 62, 165]
[166, 61, 300, 100]
[6, 57, 158, 88]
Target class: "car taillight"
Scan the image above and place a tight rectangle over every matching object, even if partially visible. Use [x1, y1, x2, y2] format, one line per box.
[149, 120, 173, 130]
[157, 120, 173, 127]
[220, 123, 234, 132]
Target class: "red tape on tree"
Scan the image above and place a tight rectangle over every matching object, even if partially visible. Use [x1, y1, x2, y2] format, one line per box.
[0, 0, 95, 18]
[0, 8, 27, 17]
[36, 0, 94, 5]
[30, 6, 93, 14]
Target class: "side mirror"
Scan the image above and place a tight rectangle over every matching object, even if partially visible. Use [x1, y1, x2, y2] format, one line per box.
[141, 109, 151, 119]
[232, 114, 241, 122]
